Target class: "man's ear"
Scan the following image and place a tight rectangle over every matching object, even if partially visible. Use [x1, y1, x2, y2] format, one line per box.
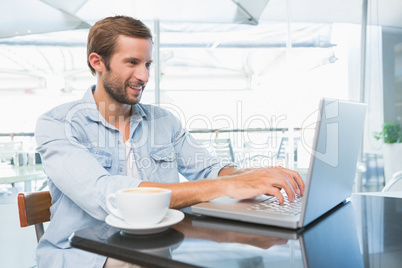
[88, 53, 104, 73]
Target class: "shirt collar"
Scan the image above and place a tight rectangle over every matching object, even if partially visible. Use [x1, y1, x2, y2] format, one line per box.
[82, 85, 147, 123]
[132, 102, 147, 119]
[78, 85, 101, 123]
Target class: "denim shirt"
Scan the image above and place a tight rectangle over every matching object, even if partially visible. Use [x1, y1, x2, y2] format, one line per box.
[35, 86, 229, 267]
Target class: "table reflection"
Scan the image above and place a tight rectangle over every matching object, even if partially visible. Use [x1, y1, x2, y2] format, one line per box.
[107, 229, 184, 259]
[352, 194, 402, 268]
[170, 202, 363, 268]
[301, 202, 363, 268]
[70, 198, 372, 268]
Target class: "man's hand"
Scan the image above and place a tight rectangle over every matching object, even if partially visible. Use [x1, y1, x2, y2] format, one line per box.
[220, 166, 304, 205]
[141, 166, 304, 208]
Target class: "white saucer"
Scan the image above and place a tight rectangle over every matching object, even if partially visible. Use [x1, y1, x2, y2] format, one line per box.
[105, 209, 184, 235]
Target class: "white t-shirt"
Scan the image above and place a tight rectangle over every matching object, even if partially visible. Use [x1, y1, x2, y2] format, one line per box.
[125, 140, 141, 179]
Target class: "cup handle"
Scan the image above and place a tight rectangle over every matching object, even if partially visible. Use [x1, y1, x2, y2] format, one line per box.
[106, 193, 123, 219]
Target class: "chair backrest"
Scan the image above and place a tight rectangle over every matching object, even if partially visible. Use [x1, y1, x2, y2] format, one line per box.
[276, 137, 300, 161]
[17, 191, 51, 242]
[0, 141, 22, 162]
[196, 138, 235, 162]
[213, 138, 235, 162]
[382, 171, 402, 192]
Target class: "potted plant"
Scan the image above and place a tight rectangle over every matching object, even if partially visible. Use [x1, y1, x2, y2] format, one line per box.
[374, 122, 402, 184]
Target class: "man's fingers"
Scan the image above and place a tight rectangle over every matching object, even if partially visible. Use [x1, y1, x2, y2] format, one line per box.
[263, 167, 297, 201]
[227, 166, 305, 203]
[269, 179, 295, 204]
[273, 168, 300, 195]
[269, 187, 284, 205]
[281, 168, 305, 195]
[267, 167, 304, 195]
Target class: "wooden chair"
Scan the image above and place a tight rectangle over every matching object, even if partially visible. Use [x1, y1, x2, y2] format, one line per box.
[17, 191, 52, 242]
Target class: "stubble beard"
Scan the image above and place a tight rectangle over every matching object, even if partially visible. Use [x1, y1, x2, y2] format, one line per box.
[103, 69, 144, 106]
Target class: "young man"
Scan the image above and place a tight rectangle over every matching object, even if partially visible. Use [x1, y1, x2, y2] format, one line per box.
[35, 16, 304, 267]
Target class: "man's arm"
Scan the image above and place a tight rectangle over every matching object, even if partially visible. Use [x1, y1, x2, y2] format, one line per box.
[140, 166, 304, 209]
[147, 111, 304, 209]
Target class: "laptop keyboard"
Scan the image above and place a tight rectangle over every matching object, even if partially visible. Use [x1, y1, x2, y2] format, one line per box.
[247, 194, 304, 216]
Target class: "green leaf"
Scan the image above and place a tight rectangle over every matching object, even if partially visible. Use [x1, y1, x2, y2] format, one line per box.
[375, 122, 402, 144]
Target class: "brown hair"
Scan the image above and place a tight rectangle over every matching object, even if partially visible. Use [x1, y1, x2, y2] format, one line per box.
[87, 16, 153, 75]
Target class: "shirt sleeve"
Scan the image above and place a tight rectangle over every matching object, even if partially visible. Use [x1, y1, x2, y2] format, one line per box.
[35, 112, 141, 221]
[167, 112, 235, 181]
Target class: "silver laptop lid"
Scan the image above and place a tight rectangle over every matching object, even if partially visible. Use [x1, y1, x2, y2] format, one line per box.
[300, 99, 367, 226]
[191, 98, 367, 229]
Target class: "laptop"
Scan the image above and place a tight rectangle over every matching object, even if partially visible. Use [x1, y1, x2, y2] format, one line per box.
[192, 201, 364, 268]
[191, 98, 367, 229]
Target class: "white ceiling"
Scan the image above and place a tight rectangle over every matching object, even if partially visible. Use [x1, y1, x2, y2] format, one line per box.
[76, 0, 402, 28]
[262, 0, 402, 28]
[0, 0, 401, 39]
[0, 0, 401, 93]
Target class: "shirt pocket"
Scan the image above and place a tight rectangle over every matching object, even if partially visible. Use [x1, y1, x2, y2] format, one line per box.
[149, 144, 176, 162]
[88, 148, 112, 168]
[148, 144, 178, 183]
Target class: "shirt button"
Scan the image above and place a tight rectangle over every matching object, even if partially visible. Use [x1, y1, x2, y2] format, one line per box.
[119, 167, 123, 172]
[118, 141, 121, 145]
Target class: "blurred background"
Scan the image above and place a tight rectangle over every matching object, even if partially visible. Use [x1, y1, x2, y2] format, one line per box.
[0, 1, 401, 266]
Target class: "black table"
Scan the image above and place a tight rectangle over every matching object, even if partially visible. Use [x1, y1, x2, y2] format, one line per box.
[69, 194, 402, 268]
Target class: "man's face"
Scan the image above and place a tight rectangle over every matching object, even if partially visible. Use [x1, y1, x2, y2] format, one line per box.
[102, 35, 153, 105]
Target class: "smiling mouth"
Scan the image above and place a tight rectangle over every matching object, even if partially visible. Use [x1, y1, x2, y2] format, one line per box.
[128, 85, 143, 94]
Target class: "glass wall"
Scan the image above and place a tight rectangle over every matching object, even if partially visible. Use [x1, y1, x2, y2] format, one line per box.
[152, 21, 360, 172]
[1, 0, 400, 192]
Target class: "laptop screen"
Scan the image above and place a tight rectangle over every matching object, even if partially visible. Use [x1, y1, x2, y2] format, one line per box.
[301, 99, 367, 226]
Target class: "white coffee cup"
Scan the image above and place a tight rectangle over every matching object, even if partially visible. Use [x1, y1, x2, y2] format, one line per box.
[106, 187, 171, 226]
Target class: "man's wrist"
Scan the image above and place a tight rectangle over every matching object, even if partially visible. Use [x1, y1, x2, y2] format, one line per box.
[218, 166, 238, 176]
[219, 166, 256, 176]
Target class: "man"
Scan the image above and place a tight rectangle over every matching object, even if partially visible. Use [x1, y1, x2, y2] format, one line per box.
[35, 16, 304, 267]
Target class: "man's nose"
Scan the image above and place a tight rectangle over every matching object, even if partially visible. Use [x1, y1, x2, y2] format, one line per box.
[135, 65, 149, 82]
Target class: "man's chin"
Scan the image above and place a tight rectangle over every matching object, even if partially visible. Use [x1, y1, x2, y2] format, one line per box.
[128, 90, 142, 104]
[128, 96, 141, 105]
